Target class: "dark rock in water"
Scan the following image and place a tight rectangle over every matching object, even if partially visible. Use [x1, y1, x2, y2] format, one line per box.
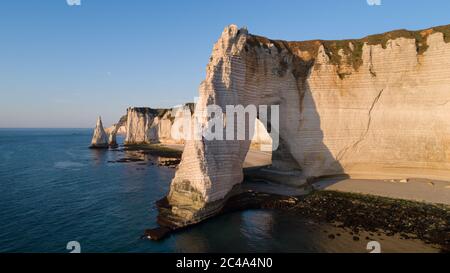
[157, 158, 181, 168]
[108, 157, 145, 163]
[143, 227, 172, 241]
[124, 144, 183, 159]
[109, 143, 119, 149]
[89, 145, 109, 149]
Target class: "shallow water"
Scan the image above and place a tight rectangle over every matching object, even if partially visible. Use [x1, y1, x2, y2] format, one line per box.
[0, 129, 439, 253]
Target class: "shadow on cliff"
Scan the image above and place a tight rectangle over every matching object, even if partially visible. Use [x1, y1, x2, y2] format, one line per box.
[245, 67, 347, 188]
[296, 80, 347, 181]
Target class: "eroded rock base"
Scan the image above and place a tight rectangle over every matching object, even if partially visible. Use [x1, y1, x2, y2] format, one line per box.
[156, 184, 243, 230]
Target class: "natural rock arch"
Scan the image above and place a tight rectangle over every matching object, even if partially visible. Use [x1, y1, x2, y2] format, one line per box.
[159, 24, 450, 228]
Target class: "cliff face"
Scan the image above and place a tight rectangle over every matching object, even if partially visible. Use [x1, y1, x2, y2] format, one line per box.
[124, 107, 160, 144]
[147, 104, 194, 145]
[121, 104, 195, 145]
[163, 24, 450, 227]
[107, 103, 269, 149]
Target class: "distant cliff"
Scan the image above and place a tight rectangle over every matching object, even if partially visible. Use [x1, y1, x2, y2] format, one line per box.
[102, 104, 272, 148]
[94, 104, 194, 147]
[124, 104, 196, 145]
[162, 24, 450, 228]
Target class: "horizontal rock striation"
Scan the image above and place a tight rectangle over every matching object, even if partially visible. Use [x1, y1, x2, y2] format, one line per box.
[124, 107, 165, 145]
[124, 104, 195, 145]
[161, 24, 450, 228]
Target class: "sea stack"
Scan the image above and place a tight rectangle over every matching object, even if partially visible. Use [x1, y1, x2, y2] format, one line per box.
[89, 116, 109, 149]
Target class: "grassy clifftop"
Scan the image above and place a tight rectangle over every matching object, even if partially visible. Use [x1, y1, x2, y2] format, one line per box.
[247, 24, 450, 73]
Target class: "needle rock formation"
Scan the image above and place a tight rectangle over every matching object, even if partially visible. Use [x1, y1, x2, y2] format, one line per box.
[89, 116, 109, 149]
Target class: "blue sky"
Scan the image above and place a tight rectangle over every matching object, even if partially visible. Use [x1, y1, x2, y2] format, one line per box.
[1, 0, 449, 128]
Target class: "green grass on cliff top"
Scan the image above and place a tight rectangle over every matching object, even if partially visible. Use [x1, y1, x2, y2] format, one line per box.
[249, 24, 450, 73]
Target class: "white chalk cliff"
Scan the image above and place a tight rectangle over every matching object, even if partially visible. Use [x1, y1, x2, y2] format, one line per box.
[123, 104, 195, 145]
[105, 103, 270, 149]
[90, 116, 109, 149]
[124, 107, 159, 144]
[161, 24, 450, 227]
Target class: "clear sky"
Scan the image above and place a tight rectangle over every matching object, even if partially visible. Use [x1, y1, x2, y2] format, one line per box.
[1, 0, 450, 128]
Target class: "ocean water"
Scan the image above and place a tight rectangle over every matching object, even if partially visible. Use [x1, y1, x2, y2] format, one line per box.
[0, 129, 439, 253]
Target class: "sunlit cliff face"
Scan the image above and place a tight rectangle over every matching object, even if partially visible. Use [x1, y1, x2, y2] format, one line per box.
[162, 24, 450, 227]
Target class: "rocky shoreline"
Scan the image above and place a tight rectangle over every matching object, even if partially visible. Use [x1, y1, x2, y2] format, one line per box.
[146, 184, 449, 252]
[107, 144, 182, 168]
[107, 144, 449, 252]
[123, 144, 183, 158]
